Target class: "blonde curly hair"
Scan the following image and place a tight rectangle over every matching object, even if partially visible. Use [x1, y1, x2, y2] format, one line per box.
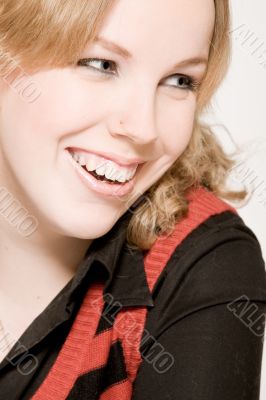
[0, 0, 246, 250]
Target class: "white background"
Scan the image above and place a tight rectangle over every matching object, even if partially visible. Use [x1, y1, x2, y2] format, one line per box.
[204, 1, 266, 397]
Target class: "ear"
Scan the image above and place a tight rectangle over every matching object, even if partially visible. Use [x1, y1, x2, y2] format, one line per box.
[0, 65, 18, 104]
[0, 67, 15, 89]
[0, 65, 10, 90]
[0, 79, 3, 109]
[0, 75, 8, 111]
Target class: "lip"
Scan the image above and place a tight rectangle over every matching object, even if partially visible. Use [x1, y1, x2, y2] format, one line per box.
[65, 149, 144, 198]
[67, 146, 145, 168]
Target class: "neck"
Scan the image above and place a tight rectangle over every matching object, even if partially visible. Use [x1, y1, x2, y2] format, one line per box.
[0, 215, 92, 311]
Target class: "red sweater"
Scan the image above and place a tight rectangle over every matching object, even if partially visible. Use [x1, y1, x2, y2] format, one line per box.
[31, 186, 236, 399]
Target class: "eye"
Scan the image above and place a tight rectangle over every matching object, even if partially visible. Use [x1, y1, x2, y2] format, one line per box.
[164, 74, 201, 92]
[77, 58, 117, 75]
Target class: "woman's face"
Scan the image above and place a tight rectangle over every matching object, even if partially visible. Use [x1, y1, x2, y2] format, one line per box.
[0, 0, 215, 239]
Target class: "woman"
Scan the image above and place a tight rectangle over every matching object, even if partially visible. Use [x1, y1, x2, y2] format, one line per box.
[0, 0, 265, 399]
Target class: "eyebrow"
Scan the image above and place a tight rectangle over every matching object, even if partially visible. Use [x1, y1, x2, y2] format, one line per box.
[93, 36, 208, 69]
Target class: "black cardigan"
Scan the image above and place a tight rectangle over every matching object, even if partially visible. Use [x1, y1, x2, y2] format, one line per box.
[0, 209, 266, 400]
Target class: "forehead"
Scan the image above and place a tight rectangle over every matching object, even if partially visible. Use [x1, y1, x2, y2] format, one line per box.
[98, 0, 215, 60]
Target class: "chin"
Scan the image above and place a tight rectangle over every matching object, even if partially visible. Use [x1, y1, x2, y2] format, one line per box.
[50, 212, 118, 240]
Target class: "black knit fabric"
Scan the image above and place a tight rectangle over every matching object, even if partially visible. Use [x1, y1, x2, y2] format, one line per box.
[0, 210, 266, 400]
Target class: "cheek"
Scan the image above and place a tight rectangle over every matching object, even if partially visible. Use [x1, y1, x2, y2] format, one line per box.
[1, 69, 105, 148]
[160, 97, 196, 156]
[29, 69, 110, 136]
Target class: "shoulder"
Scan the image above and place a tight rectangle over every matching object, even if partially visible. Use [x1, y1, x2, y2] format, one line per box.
[153, 186, 266, 298]
[136, 192, 266, 398]
[164, 209, 266, 300]
[145, 188, 266, 337]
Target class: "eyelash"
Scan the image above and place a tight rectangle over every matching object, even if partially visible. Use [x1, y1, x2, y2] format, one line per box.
[77, 58, 201, 92]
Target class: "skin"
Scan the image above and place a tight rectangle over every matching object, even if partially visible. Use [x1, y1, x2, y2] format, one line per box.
[0, 0, 215, 351]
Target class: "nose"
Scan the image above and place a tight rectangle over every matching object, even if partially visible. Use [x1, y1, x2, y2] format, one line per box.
[109, 84, 158, 145]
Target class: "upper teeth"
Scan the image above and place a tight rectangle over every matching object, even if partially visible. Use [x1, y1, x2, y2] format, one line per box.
[70, 150, 138, 182]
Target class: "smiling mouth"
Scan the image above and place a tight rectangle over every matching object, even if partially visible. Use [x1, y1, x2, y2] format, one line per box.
[65, 147, 148, 198]
[67, 148, 145, 185]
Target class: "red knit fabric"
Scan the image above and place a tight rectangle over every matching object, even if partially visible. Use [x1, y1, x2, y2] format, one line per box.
[31, 186, 237, 399]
